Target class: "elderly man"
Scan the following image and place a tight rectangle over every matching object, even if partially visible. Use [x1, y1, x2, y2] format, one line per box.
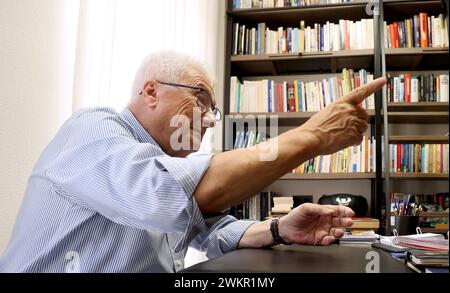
[0, 51, 385, 273]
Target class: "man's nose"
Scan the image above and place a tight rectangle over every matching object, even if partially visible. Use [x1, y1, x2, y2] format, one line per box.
[201, 111, 216, 128]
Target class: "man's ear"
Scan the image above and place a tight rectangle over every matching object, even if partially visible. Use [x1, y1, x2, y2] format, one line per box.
[142, 80, 158, 109]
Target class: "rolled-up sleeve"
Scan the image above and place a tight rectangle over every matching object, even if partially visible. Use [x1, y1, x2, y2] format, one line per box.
[190, 216, 257, 259]
[45, 112, 212, 237]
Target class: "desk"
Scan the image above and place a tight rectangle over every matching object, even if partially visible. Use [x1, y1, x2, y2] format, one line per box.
[184, 244, 413, 273]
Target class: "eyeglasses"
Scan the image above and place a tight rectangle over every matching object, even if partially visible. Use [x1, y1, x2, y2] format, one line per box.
[140, 81, 222, 122]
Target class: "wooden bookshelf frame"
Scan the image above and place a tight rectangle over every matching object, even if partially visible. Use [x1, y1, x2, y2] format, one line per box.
[386, 173, 449, 180]
[280, 173, 376, 180]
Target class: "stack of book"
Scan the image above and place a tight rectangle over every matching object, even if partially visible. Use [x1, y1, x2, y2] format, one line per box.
[270, 196, 294, 217]
[347, 218, 380, 234]
[406, 250, 449, 273]
[339, 230, 379, 245]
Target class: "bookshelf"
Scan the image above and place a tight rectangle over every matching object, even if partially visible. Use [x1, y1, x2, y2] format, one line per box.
[380, 0, 450, 235]
[223, 0, 449, 233]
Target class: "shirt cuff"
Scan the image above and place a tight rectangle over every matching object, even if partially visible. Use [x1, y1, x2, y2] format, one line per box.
[206, 220, 257, 259]
[154, 153, 213, 197]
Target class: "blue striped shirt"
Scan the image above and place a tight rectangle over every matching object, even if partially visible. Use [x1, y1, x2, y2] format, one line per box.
[0, 107, 255, 273]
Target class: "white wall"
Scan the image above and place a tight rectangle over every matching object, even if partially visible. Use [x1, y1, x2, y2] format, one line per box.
[0, 0, 80, 254]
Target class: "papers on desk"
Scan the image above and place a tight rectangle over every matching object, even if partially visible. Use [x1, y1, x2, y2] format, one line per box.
[380, 233, 448, 252]
[339, 230, 379, 245]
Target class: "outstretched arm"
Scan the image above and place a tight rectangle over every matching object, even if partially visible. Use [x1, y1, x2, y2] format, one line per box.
[194, 77, 386, 215]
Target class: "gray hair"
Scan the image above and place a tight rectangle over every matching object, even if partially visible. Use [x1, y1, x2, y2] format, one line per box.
[130, 51, 215, 101]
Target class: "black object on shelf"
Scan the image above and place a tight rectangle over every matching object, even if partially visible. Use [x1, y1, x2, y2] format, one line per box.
[318, 194, 369, 217]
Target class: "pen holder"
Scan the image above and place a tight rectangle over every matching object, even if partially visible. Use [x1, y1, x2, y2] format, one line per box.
[393, 216, 419, 235]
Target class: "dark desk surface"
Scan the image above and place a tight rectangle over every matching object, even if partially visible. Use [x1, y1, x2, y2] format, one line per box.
[184, 244, 413, 273]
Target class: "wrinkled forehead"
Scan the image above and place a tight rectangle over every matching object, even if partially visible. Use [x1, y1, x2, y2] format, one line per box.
[181, 70, 216, 103]
[181, 70, 214, 92]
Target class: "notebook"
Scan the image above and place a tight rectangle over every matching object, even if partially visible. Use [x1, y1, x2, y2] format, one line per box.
[381, 233, 448, 252]
[339, 231, 379, 244]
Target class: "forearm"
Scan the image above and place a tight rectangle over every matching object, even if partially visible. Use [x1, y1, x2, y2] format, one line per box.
[237, 219, 273, 248]
[194, 126, 320, 214]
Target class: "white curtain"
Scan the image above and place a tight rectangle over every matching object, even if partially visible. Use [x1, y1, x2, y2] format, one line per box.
[72, 0, 224, 266]
[72, 0, 223, 153]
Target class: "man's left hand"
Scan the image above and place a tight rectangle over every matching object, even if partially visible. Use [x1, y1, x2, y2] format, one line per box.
[279, 203, 354, 246]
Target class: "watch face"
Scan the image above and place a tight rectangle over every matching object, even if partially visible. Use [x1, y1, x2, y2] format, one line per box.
[270, 218, 290, 245]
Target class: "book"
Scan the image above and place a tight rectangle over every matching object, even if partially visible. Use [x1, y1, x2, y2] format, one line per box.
[425, 267, 450, 273]
[350, 218, 380, 229]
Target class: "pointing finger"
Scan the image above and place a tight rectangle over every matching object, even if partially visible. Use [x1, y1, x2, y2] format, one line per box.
[343, 77, 386, 105]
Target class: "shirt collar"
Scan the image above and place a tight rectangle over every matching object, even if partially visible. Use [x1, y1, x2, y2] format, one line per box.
[120, 107, 161, 148]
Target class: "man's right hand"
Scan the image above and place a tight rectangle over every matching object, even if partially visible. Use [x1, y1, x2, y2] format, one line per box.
[299, 77, 386, 156]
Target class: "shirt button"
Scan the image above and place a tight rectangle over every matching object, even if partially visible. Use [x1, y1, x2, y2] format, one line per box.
[176, 260, 183, 268]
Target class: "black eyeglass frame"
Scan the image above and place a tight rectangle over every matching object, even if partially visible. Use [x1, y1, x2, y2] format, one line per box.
[139, 81, 222, 122]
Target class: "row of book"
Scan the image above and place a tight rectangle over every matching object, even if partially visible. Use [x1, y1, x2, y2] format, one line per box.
[292, 136, 377, 174]
[386, 73, 449, 103]
[232, 0, 353, 9]
[232, 19, 374, 55]
[230, 193, 319, 220]
[386, 144, 449, 174]
[384, 14, 449, 49]
[229, 191, 278, 221]
[233, 130, 267, 149]
[230, 69, 375, 113]
[233, 0, 353, 9]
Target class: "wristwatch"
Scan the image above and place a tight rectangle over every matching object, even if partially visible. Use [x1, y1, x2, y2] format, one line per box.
[270, 217, 291, 245]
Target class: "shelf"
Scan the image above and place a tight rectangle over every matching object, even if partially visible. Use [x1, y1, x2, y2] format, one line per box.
[231, 50, 374, 76]
[388, 135, 449, 143]
[420, 227, 449, 234]
[387, 102, 449, 112]
[386, 102, 449, 123]
[418, 212, 449, 218]
[228, 0, 370, 27]
[280, 173, 376, 180]
[228, 111, 375, 126]
[385, 173, 449, 180]
[385, 48, 449, 71]
[385, 47, 449, 56]
[387, 112, 449, 124]
[391, 212, 449, 217]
